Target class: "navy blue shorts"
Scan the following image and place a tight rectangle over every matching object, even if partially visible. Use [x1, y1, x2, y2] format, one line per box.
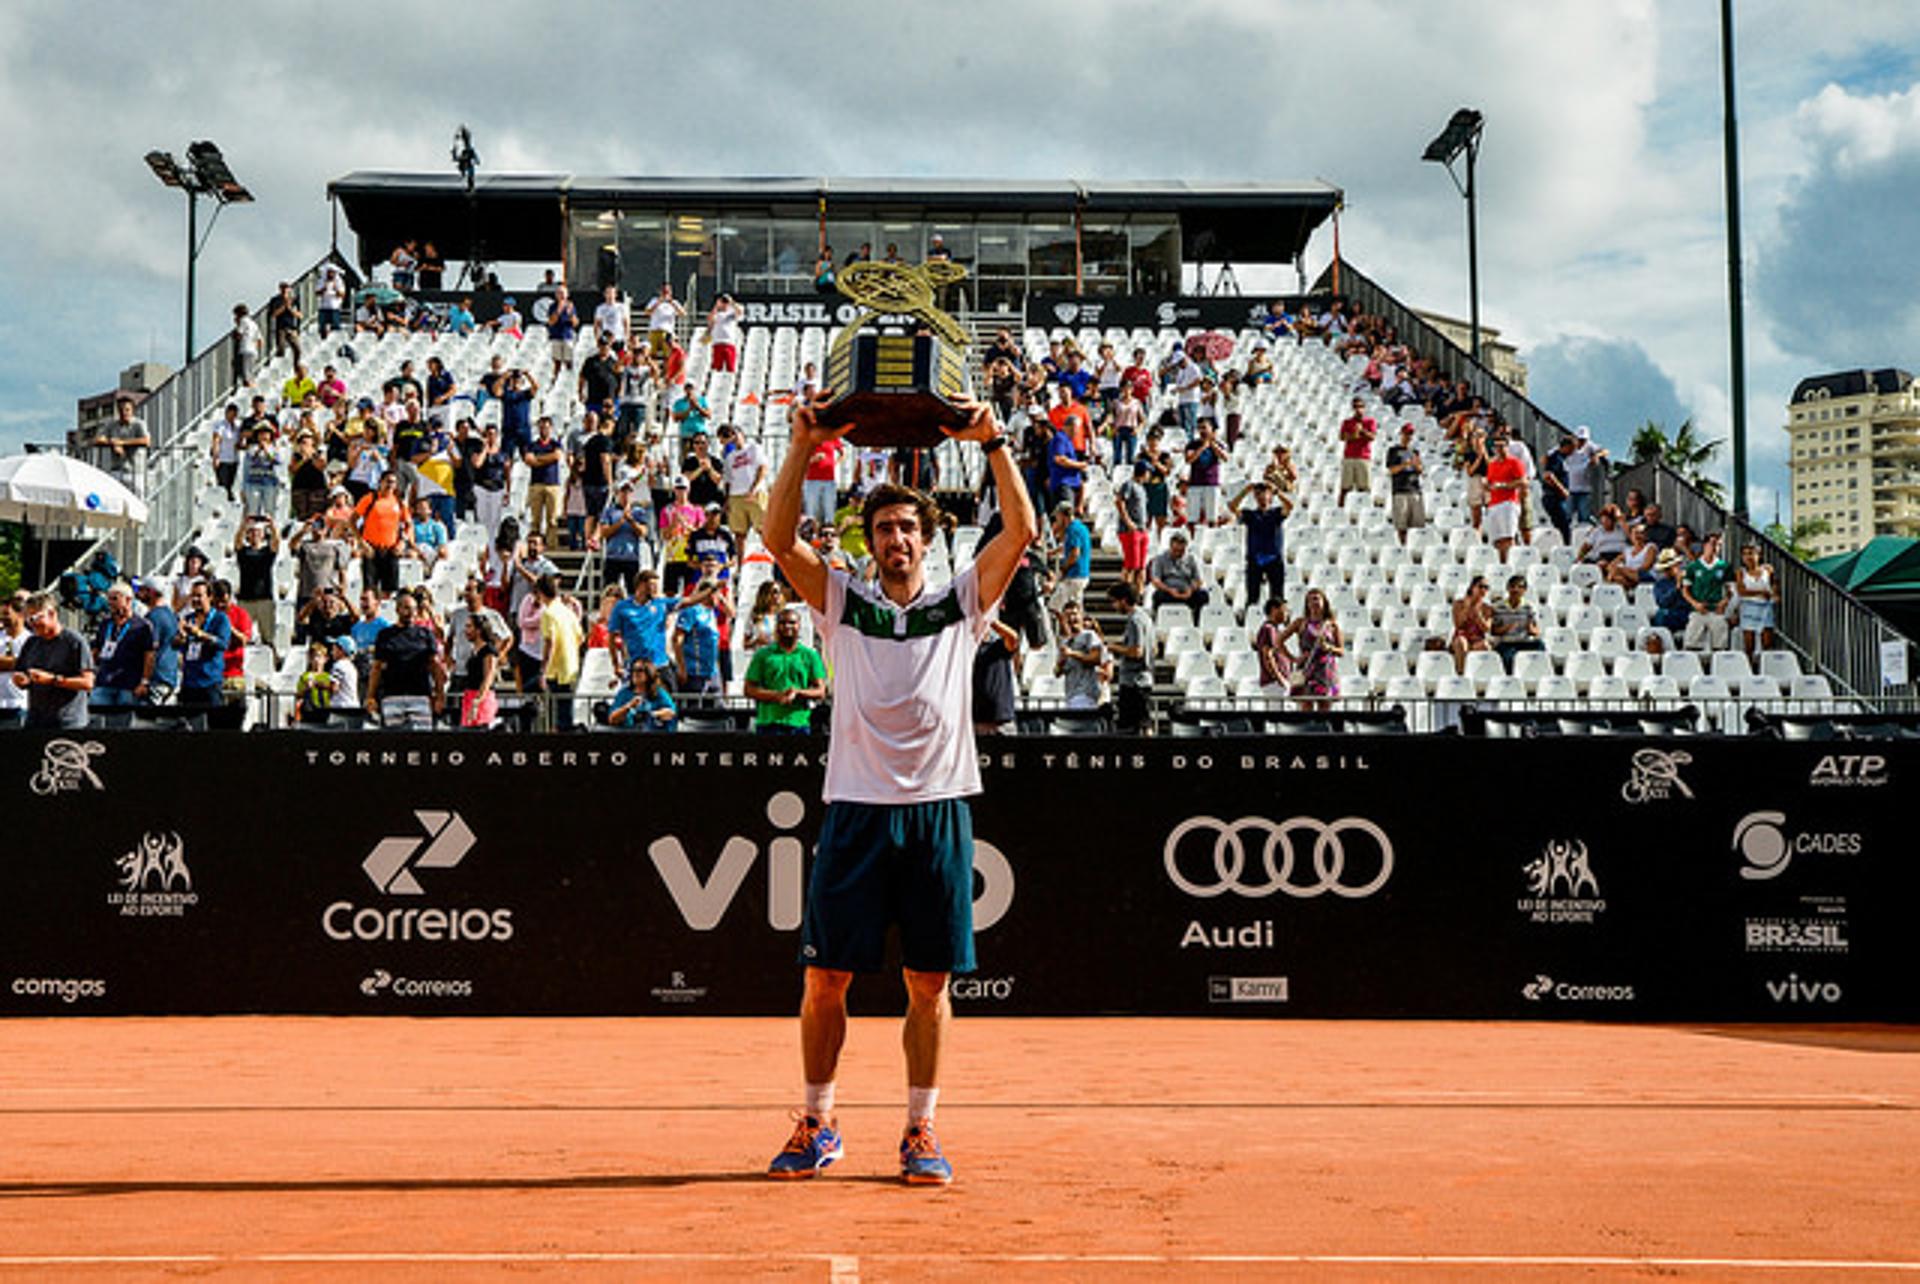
[799, 799, 976, 976]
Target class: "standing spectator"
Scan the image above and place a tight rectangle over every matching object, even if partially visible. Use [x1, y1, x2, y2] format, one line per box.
[546, 285, 579, 384]
[1505, 430, 1538, 547]
[133, 579, 180, 698]
[316, 265, 346, 338]
[291, 516, 351, 613]
[288, 429, 329, 521]
[209, 403, 243, 501]
[89, 583, 154, 712]
[643, 283, 686, 360]
[972, 618, 1020, 737]
[409, 496, 450, 569]
[594, 285, 629, 347]
[802, 436, 843, 530]
[743, 606, 828, 735]
[1460, 423, 1490, 532]
[1054, 601, 1107, 711]
[416, 242, 444, 291]
[719, 423, 767, 538]
[3, 592, 94, 728]
[580, 336, 621, 417]
[1113, 459, 1151, 594]
[1277, 587, 1342, 713]
[499, 369, 539, 463]
[1565, 426, 1609, 523]
[471, 424, 509, 539]
[599, 481, 648, 593]
[354, 472, 408, 596]
[1184, 420, 1226, 526]
[240, 427, 281, 520]
[607, 568, 718, 674]
[608, 658, 677, 730]
[267, 282, 303, 363]
[209, 579, 255, 697]
[1229, 478, 1290, 608]
[1541, 435, 1575, 543]
[424, 355, 457, 426]
[1046, 407, 1087, 512]
[1449, 575, 1494, 674]
[1491, 575, 1544, 666]
[672, 382, 711, 443]
[1337, 396, 1376, 509]
[96, 398, 150, 485]
[535, 573, 582, 731]
[1384, 423, 1427, 545]
[1172, 347, 1203, 435]
[579, 410, 617, 523]
[708, 294, 745, 374]
[1148, 531, 1210, 623]
[231, 303, 262, 388]
[1048, 503, 1092, 619]
[681, 433, 727, 512]
[671, 569, 724, 699]
[365, 591, 445, 729]
[172, 580, 231, 709]
[1106, 581, 1156, 735]
[1264, 443, 1298, 501]
[1254, 597, 1294, 693]
[232, 516, 280, 652]
[326, 635, 360, 711]
[616, 341, 657, 444]
[281, 362, 317, 410]
[0, 595, 31, 727]
[1484, 433, 1526, 563]
[1110, 382, 1143, 468]
[522, 418, 566, 546]
[1683, 531, 1733, 652]
[657, 478, 704, 587]
[1736, 542, 1777, 658]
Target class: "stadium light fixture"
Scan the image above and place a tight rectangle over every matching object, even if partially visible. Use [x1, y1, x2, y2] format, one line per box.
[1421, 108, 1485, 362]
[145, 139, 252, 363]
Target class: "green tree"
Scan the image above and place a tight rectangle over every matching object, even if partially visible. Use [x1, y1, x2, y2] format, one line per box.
[0, 520, 20, 596]
[1763, 517, 1832, 564]
[1629, 418, 1726, 505]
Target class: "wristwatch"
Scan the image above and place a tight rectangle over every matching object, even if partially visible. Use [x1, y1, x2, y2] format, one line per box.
[980, 434, 1008, 456]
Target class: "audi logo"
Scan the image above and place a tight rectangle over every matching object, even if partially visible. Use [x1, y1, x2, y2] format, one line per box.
[1164, 816, 1395, 899]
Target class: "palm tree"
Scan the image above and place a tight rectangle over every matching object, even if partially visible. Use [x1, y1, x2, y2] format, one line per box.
[1763, 517, 1832, 564]
[1630, 418, 1726, 505]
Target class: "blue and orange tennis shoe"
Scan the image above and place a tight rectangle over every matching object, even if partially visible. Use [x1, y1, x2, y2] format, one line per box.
[899, 1121, 953, 1185]
[768, 1112, 843, 1179]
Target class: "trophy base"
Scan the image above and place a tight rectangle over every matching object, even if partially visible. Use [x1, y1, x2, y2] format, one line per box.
[815, 392, 969, 449]
[820, 331, 970, 448]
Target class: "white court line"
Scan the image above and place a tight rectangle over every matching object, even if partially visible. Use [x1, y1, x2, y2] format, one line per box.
[1, 1252, 1918, 1272]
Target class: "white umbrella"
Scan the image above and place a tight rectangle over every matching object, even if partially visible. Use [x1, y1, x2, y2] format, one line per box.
[0, 453, 150, 587]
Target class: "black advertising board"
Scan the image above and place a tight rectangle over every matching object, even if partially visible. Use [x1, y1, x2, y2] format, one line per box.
[4, 733, 1912, 1021]
[1024, 295, 1310, 333]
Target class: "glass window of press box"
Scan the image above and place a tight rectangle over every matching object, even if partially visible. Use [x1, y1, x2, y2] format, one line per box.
[569, 209, 1183, 308]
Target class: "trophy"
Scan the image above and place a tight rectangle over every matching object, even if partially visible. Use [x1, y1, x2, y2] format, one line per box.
[816, 260, 972, 448]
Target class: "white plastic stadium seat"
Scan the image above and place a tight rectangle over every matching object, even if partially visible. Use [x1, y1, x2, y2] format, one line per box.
[1512, 650, 1555, 693]
[1660, 652, 1703, 685]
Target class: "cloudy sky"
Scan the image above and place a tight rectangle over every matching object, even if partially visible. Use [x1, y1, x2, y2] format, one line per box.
[2, 0, 1917, 528]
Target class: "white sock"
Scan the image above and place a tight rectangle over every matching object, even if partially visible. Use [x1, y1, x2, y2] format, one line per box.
[805, 1082, 836, 1119]
[907, 1087, 938, 1126]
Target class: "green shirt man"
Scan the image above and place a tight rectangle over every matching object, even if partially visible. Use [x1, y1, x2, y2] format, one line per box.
[743, 607, 829, 731]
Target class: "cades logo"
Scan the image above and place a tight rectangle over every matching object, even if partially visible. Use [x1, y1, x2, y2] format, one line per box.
[323, 810, 513, 943]
[649, 791, 1015, 932]
[1732, 812, 1862, 881]
[1809, 755, 1888, 788]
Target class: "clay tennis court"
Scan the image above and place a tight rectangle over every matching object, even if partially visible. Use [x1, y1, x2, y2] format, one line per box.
[2, 1018, 1916, 1280]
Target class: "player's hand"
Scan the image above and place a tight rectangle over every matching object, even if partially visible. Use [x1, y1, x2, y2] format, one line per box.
[941, 397, 1000, 444]
[790, 398, 851, 452]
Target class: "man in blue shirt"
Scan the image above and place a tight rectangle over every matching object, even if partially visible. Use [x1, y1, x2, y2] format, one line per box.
[1230, 478, 1292, 607]
[173, 580, 232, 708]
[1048, 503, 1092, 617]
[673, 564, 725, 698]
[1046, 418, 1086, 513]
[1054, 351, 1093, 402]
[91, 583, 155, 709]
[134, 578, 180, 697]
[499, 370, 538, 458]
[672, 384, 710, 442]
[607, 568, 722, 673]
[598, 481, 650, 593]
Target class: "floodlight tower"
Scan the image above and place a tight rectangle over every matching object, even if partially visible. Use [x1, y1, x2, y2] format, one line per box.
[1421, 109, 1486, 362]
[145, 141, 253, 363]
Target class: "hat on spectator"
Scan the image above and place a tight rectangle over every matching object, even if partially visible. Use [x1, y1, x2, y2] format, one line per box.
[357, 397, 374, 409]
[671, 476, 689, 488]
[131, 577, 163, 598]
[1132, 459, 1152, 475]
[1654, 548, 1683, 572]
[503, 297, 516, 306]
[1574, 424, 1592, 441]
[704, 502, 723, 515]
[330, 635, 357, 655]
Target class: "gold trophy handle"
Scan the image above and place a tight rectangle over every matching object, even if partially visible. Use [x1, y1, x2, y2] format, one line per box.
[838, 261, 971, 350]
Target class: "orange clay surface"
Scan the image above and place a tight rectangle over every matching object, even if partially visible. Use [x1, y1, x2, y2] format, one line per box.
[1, 1018, 1917, 1281]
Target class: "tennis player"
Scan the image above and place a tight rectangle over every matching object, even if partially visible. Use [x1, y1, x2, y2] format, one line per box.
[762, 396, 1036, 1184]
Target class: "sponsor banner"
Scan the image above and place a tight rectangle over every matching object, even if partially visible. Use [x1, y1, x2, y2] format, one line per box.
[4, 733, 1918, 1020]
[1025, 295, 1313, 333]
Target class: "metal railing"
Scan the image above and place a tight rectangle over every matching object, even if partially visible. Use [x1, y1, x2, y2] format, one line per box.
[1613, 459, 1918, 703]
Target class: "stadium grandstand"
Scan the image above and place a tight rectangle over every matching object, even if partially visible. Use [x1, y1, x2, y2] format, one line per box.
[15, 170, 1917, 739]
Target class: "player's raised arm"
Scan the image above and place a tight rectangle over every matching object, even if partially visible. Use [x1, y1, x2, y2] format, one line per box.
[765, 401, 850, 613]
[944, 398, 1035, 611]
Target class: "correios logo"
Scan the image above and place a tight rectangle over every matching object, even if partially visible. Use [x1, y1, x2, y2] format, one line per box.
[360, 968, 474, 999]
[648, 791, 1015, 932]
[1809, 755, 1887, 788]
[323, 810, 513, 943]
[1732, 811, 1862, 881]
[1522, 974, 1635, 1003]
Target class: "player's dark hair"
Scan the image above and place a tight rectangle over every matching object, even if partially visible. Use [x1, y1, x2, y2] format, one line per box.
[862, 483, 941, 548]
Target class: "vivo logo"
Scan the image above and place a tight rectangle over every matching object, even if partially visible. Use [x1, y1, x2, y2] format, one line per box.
[1766, 974, 1842, 1004]
[648, 792, 1015, 931]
